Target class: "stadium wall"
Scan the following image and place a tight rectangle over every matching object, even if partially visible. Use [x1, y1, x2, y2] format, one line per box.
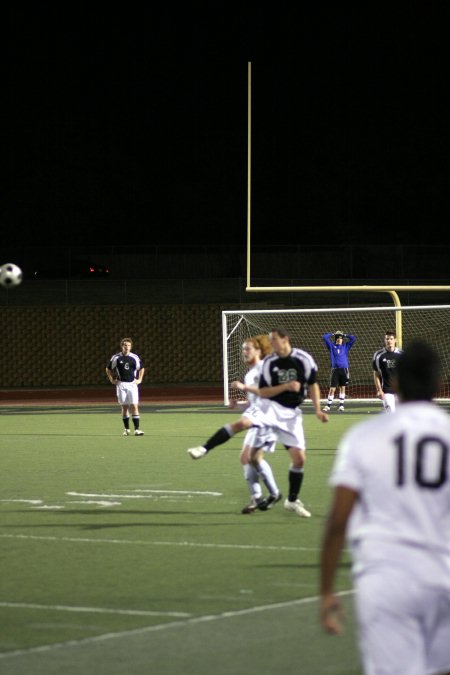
[3, 305, 227, 388]
[3, 302, 449, 394]
[1, 302, 379, 390]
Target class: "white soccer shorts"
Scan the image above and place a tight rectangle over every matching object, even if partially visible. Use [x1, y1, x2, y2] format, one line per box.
[116, 381, 139, 405]
[383, 393, 397, 413]
[243, 425, 277, 453]
[242, 399, 306, 450]
[355, 568, 450, 675]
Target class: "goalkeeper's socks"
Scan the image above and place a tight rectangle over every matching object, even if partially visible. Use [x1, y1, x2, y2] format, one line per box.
[123, 416, 130, 430]
[132, 415, 140, 430]
[327, 396, 334, 407]
[204, 424, 234, 451]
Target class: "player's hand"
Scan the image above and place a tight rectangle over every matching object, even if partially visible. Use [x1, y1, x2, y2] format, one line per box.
[320, 594, 345, 634]
[285, 381, 301, 392]
[229, 400, 247, 410]
[230, 380, 245, 391]
[317, 410, 329, 423]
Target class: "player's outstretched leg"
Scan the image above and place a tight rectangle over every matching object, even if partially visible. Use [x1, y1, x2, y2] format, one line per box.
[187, 446, 207, 459]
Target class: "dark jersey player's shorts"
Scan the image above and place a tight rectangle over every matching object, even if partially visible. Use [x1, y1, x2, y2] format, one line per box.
[330, 367, 350, 387]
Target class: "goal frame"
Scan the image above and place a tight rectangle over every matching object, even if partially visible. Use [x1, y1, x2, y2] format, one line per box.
[222, 304, 450, 406]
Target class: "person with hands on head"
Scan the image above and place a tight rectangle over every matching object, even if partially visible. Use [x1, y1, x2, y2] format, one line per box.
[322, 330, 356, 412]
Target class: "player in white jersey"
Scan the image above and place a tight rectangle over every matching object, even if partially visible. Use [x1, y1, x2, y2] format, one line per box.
[320, 340, 450, 675]
[187, 335, 282, 514]
[372, 329, 403, 413]
[106, 337, 145, 436]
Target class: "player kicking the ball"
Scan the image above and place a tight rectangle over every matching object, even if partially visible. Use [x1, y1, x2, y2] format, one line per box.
[188, 335, 282, 514]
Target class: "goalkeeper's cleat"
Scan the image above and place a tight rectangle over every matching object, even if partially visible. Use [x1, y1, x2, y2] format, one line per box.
[338, 405, 345, 412]
[257, 492, 283, 511]
[187, 446, 207, 459]
[323, 405, 331, 412]
[284, 498, 311, 518]
[134, 430, 144, 436]
[122, 429, 130, 436]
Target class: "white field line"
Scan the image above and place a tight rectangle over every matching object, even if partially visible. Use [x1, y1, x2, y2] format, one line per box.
[0, 602, 190, 618]
[0, 590, 355, 660]
[67, 490, 223, 497]
[0, 533, 319, 552]
[0, 499, 43, 504]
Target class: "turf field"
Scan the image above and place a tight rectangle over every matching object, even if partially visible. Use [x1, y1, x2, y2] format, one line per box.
[0, 401, 381, 674]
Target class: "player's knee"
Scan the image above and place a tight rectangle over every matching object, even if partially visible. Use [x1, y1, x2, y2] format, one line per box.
[290, 450, 305, 469]
[232, 419, 250, 433]
[240, 448, 250, 465]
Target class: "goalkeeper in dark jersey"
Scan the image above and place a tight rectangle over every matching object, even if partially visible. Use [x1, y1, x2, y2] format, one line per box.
[322, 331, 357, 412]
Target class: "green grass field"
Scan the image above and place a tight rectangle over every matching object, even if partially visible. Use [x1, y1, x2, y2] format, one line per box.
[0, 401, 377, 674]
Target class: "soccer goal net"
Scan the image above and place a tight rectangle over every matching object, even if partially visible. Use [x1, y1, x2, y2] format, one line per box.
[222, 305, 450, 406]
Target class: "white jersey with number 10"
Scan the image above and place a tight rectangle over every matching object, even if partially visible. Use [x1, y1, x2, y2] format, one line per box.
[330, 401, 450, 580]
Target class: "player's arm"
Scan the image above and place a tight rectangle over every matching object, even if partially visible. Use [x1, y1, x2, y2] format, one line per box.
[322, 333, 333, 347]
[320, 485, 358, 635]
[345, 334, 357, 347]
[106, 367, 117, 385]
[373, 371, 383, 399]
[307, 382, 328, 422]
[231, 380, 300, 397]
[135, 367, 145, 385]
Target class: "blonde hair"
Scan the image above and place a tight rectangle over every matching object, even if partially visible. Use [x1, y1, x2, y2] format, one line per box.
[245, 334, 273, 358]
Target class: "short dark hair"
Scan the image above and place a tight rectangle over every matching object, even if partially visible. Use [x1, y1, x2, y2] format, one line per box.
[385, 330, 396, 338]
[270, 327, 292, 344]
[396, 340, 441, 402]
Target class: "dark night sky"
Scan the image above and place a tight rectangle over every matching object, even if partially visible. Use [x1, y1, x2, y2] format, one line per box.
[6, 4, 450, 249]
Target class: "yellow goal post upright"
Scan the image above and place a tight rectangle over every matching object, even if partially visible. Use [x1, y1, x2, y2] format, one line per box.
[246, 61, 450, 319]
[220, 64, 450, 406]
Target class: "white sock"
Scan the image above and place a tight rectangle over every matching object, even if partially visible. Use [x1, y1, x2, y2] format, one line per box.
[257, 459, 279, 496]
[243, 464, 262, 501]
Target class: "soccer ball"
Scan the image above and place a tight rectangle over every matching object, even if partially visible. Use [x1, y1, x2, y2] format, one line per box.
[0, 263, 23, 288]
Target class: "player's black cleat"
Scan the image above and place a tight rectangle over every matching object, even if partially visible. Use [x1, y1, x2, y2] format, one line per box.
[257, 493, 282, 511]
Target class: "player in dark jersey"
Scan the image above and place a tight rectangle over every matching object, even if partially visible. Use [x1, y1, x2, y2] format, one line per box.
[322, 331, 357, 412]
[372, 330, 403, 413]
[106, 337, 145, 435]
[237, 328, 329, 517]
